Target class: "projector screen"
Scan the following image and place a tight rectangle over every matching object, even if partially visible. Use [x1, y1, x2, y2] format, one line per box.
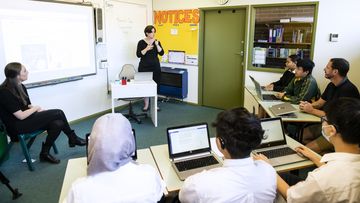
[0, 0, 96, 85]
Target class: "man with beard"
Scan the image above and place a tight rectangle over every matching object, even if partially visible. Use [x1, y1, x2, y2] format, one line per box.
[299, 58, 359, 153]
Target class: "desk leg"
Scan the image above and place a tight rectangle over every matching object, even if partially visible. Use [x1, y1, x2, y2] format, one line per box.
[111, 98, 115, 113]
[150, 96, 157, 127]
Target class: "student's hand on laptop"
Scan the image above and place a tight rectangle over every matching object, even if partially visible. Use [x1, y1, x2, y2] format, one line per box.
[253, 153, 271, 165]
[295, 146, 316, 160]
[276, 92, 285, 99]
[265, 84, 274, 91]
[299, 101, 313, 113]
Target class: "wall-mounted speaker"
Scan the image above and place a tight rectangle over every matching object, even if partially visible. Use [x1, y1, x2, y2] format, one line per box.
[94, 8, 104, 43]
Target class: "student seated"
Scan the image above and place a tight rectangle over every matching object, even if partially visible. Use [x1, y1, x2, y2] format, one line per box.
[66, 113, 165, 203]
[265, 54, 299, 92]
[0, 62, 85, 164]
[299, 58, 360, 153]
[255, 97, 360, 202]
[276, 58, 320, 104]
[179, 107, 276, 203]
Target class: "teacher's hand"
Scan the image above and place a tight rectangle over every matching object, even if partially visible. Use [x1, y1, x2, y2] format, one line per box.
[154, 40, 159, 46]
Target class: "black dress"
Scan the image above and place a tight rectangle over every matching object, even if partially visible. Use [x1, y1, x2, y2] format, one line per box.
[136, 39, 164, 92]
[0, 85, 73, 143]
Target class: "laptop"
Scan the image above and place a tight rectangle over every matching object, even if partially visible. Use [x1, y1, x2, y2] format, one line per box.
[86, 129, 137, 165]
[134, 72, 153, 81]
[249, 75, 280, 101]
[269, 102, 297, 116]
[167, 123, 223, 180]
[253, 118, 307, 167]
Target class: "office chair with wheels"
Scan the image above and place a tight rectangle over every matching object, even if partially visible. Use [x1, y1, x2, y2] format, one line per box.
[0, 119, 58, 171]
[118, 64, 147, 124]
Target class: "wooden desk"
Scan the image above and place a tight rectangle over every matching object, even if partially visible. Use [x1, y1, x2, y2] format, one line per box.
[150, 136, 317, 193]
[111, 81, 158, 127]
[58, 148, 163, 203]
[245, 86, 320, 123]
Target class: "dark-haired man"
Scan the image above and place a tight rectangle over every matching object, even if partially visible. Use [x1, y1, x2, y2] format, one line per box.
[276, 58, 320, 104]
[299, 58, 360, 153]
[179, 107, 276, 203]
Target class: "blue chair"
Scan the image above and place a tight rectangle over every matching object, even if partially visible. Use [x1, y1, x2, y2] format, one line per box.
[0, 121, 58, 171]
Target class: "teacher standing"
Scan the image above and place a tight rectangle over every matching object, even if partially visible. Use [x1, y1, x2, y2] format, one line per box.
[136, 25, 164, 112]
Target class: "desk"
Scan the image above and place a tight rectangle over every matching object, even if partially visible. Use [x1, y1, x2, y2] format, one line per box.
[246, 86, 320, 123]
[150, 136, 316, 193]
[58, 148, 163, 203]
[111, 81, 157, 127]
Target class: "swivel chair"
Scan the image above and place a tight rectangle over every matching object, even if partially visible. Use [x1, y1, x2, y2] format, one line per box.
[118, 64, 147, 124]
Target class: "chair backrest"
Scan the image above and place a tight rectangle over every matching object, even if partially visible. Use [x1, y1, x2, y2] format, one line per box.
[119, 64, 136, 80]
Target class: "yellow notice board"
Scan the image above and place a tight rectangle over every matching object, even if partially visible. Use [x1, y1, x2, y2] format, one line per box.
[154, 9, 199, 57]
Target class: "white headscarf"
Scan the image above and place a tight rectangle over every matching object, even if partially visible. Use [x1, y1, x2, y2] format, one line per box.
[87, 113, 135, 176]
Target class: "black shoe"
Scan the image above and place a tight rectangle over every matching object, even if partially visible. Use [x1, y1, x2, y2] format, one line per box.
[39, 153, 60, 164]
[68, 136, 86, 147]
[142, 107, 149, 112]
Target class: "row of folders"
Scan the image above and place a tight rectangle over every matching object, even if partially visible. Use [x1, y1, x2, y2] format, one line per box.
[253, 47, 310, 65]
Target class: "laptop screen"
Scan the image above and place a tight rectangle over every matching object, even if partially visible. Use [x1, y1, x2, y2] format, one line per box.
[167, 123, 211, 158]
[259, 118, 287, 147]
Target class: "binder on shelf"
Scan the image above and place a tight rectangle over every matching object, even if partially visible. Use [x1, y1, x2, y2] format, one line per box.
[269, 28, 273, 42]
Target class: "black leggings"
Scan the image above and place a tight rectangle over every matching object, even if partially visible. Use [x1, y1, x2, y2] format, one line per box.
[13, 109, 73, 146]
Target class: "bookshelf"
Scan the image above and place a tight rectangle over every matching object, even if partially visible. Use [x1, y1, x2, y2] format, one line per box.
[248, 3, 318, 72]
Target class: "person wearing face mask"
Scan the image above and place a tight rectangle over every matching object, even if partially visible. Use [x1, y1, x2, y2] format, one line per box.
[0, 62, 86, 164]
[254, 97, 360, 203]
[275, 58, 320, 104]
[299, 58, 360, 153]
[264, 55, 299, 92]
[136, 25, 164, 112]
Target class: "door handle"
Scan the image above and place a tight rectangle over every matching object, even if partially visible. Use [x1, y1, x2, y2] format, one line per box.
[235, 51, 244, 56]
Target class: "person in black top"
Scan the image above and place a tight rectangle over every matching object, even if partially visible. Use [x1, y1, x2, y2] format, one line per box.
[299, 58, 360, 153]
[0, 62, 86, 164]
[136, 25, 164, 111]
[265, 54, 299, 92]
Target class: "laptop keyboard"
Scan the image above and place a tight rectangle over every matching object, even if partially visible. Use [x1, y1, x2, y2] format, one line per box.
[175, 156, 219, 172]
[263, 94, 279, 101]
[259, 147, 296, 159]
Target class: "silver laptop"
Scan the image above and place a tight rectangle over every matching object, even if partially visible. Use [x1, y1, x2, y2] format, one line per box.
[269, 102, 297, 116]
[167, 123, 223, 181]
[249, 75, 280, 101]
[134, 72, 153, 81]
[253, 117, 307, 167]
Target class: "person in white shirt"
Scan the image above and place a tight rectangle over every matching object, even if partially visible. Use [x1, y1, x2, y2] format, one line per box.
[255, 97, 360, 202]
[66, 113, 165, 203]
[179, 107, 277, 203]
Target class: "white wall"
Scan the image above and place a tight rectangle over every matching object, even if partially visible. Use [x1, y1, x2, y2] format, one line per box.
[154, 0, 360, 110]
[19, 0, 153, 121]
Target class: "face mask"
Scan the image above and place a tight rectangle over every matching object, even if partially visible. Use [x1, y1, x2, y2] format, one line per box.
[321, 125, 333, 142]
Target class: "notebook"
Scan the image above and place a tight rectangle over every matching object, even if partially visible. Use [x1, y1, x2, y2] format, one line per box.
[269, 102, 297, 116]
[249, 75, 280, 101]
[253, 117, 307, 167]
[86, 129, 137, 165]
[167, 123, 223, 180]
[134, 72, 153, 81]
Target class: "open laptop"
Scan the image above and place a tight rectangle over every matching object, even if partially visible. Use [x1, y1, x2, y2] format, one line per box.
[86, 129, 137, 165]
[253, 117, 307, 167]
[249, 75, 280, 101]
[269, 102, 297, 117]
[134, 72, 153, 81]
[167, 123, 223, 180]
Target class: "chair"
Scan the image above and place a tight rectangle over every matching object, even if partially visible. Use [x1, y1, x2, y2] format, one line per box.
[118, 64, 147, 124]
[0, 119, 58, 171]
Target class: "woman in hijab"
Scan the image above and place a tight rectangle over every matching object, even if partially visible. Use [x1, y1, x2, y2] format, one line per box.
[66, 113, 165, 203]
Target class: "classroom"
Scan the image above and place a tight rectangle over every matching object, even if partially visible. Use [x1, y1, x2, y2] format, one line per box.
[0, 0, 359, 202]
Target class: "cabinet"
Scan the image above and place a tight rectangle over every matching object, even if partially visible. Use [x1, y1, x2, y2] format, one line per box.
[159, 67, 188, 99]
[253, 22, 313, 69]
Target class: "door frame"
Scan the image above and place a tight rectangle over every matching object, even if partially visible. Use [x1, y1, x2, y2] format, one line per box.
[198, 6, 249, 106]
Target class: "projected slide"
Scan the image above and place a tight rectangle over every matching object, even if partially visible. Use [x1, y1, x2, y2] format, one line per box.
[0, 1, 96, 85]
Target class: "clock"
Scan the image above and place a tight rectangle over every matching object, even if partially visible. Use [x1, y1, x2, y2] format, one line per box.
[217, 0, 229, 5]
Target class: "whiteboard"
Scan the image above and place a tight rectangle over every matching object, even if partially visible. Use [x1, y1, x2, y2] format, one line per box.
[0, 0, 96, 85]
[104, 0, 148, 81]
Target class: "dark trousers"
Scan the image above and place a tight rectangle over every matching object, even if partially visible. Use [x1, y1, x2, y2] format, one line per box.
[13, 109, 73, 146]
[280, 172, 305, 186]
